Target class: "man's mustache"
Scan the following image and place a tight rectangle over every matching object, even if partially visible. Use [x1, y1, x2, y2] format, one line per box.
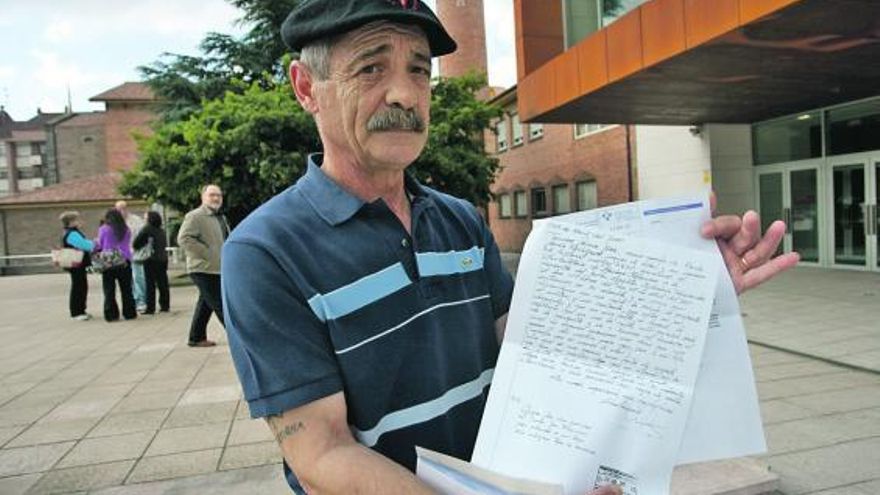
[366, 107, 426, 133]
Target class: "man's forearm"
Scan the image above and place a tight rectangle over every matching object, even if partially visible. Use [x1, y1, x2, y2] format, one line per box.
[266, 410, 435, 494]
[299, 439, 435, 494]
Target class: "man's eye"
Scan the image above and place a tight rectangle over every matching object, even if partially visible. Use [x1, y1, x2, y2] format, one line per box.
[360, 64, 381, 75]
[412, 66, 431, 76]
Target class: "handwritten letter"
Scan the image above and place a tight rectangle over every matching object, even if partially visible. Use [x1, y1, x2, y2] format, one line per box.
[473, 221, 718, 495]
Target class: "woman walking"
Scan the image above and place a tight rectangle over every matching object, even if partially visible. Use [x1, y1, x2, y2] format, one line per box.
[95, 208, 137, 321]
[59, 211, 94, 321]
[133, 211, 170, 314]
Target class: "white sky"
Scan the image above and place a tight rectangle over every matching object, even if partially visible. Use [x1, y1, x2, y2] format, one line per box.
[0, 0, 517, 121]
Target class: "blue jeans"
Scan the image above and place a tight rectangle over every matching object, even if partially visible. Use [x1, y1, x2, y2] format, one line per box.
[131, 262, 146, 307]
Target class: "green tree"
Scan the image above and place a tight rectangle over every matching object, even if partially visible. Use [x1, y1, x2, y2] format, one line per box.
[120, 80, 319, 225]
[139, 0, 298, 121]
[121, 74, 502, 224]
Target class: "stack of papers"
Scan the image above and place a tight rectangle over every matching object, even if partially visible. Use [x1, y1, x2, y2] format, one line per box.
[416, 194, 765, 495]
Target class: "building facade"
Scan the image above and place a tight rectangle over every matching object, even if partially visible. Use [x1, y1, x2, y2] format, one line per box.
[511, 0, 880, 271]
[0, 109, 64, 197]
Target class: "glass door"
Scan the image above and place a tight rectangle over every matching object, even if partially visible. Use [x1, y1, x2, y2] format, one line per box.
[871, 159, 879, 270]
[829, 161, 867, 267]
[757, 165, 821, 262]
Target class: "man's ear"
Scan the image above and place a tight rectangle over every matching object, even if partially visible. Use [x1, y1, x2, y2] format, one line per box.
[290, 61, 319, 114]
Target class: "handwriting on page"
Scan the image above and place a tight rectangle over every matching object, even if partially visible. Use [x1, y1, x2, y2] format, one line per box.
[519, 223, 711, 438]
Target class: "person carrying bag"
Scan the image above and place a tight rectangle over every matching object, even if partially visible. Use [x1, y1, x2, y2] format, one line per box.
[58, 211, 94, 321]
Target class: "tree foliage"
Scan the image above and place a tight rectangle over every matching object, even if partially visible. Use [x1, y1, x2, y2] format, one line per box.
[121, 81, 319, 225]
[139, 0, 298, 121]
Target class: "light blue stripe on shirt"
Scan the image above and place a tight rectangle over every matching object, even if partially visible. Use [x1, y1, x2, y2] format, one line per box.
[416, 246, 484, 277]
[307, 262, 411, 322]
[353, 368, 495, 447]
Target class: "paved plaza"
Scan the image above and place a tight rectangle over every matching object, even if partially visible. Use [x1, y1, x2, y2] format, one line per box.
[0, 267, 878, 494]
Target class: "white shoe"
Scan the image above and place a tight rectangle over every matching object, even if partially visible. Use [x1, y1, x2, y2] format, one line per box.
[72, 313, 92, 321]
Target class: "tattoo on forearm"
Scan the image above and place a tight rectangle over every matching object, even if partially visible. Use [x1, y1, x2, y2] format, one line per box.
[268, 416, 306, 444]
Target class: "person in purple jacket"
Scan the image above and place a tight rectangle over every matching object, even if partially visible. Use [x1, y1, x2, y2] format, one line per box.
[95, 208, 137, 322]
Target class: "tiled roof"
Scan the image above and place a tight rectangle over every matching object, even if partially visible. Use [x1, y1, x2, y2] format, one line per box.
[89, 82, 157, 102]
[57, 112, 107, 127]
[0, 173, 127, 205]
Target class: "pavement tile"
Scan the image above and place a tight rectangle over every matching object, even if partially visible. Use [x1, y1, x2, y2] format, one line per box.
[163, 401, 238, 429]
[178, 385, 241, 406]
[27, 460, 134, 494]
[0, 472, 43, 495]
[750, 351, 805, 368]
[92, 463, 289, 494]
[0, 405, 50, 428]
[768, 437, 880, 494]
[43, 398, 119, 422]
[809, 479, 880, 495]
[235, 400, 252, 420]
[227, 419, 274, 445]
[0, 425, 27, 447]
[218, 441, 279, 471]
[57, 431, 154, 468]
[783, 385, 880, 415]
[2, 390, 74, 411]
[90, 370, 151, 386]
[69, 384, 136, 402]
[765, 409, 880, 454]
[88, 409, 170, 438]
[145, 422, 229, 457]
[128, 379, 191, 396]
[759, 399, 817, 425]
[126, 448, 221, 484]
[6, 419, 99, 448]
[756, 372, 880, 400]
[111, 392, 182, 414]
[0, 441, 74, 476]
[754, 361, 846, 382]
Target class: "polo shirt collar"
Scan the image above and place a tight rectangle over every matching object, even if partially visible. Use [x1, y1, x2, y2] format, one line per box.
[299, 153, 430, 226]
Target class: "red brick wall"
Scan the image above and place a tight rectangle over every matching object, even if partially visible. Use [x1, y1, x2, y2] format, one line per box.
[103, 103, 156, 171]
[436, 0, 488, 78]
[487, 122, 632, 252]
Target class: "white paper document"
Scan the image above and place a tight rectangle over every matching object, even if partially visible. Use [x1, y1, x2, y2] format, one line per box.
[472, 220, 719, 495]
[417, 447, 563, 495]
[549, 194, 766, 464]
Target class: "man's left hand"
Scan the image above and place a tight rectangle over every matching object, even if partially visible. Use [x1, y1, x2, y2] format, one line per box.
[701, 204, 799, 294]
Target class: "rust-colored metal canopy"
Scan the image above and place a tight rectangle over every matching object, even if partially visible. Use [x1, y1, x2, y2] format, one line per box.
[520, 0, 880, 125]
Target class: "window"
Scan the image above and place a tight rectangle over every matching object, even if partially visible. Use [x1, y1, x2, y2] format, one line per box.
[576, 181, 597, 211]
[753, 112, 821, 165]
[511, 113, 523, 146]
[825, 99, 880, 156]
[563, 0, 648, 48]
[529, 123, 544, 140]
[496, 119, 508, 152]
[574, 123, 610, 139]
[531, 187, 547, 217]
[514, 191, 527, 217]
[552, 184, 571, 215]
[499, 193, 512, 218]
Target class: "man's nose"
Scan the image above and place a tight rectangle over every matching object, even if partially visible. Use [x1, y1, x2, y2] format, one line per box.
[384, 68, 419, 110]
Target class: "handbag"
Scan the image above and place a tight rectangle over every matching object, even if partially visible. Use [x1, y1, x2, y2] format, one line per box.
[90, 249, 126, 273]
[51, 248, 85, 268]
[133, 238, 154, 263]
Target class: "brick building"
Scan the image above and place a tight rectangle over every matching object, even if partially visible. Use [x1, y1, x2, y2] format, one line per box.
[0, 82, 159, 270]
[0, 109, 65, 197]
[436, 0, 633, 252]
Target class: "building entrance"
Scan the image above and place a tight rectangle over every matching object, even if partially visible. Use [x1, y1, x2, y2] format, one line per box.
[757, 153, 880, 271]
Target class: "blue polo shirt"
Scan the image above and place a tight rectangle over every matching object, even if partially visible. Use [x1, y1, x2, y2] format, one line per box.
[222, 155, 514, 491]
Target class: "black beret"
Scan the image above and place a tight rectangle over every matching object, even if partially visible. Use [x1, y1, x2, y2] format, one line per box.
[281, 0, 457, 57]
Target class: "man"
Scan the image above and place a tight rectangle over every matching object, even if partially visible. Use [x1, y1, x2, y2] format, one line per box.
[178, 184, 229, 348]
[115, 200, 147, 312]
[222, 1, 799, 493]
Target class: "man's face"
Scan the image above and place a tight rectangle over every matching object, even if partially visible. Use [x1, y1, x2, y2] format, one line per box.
[313, 22, 432, 173]
[201, 186, 223, 210]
